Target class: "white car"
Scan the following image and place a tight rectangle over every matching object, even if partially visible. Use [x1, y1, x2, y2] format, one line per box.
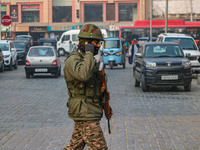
[157, 33, 200, 74]
[0, 40, 18, 71]
[25, 46, 61, 78]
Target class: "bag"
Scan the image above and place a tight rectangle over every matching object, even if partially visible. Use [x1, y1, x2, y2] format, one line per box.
[128, 56, 132, 64]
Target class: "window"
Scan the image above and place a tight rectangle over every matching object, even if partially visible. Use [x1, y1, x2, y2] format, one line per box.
[118, 3, 137, 21]
[22, 5, 40, 23]
[62, 35, 70, 41]
[165, 37, 198, 50]
[104, 40, 120, 48]
[53, 6, 72, 22]
[106, 3, 115, 21]
[84, 4, 103, 22]
[72, 34, 79, 41]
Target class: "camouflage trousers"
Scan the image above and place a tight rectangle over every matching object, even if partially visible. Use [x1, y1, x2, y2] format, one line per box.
[64, 120, 108, 150]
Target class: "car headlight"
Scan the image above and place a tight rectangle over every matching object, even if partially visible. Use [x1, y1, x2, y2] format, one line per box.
[4, 55, 10, 58]
[182, 62, 191, 68]
[103, 52, 108, 56]
[146, 62, 156, 68]
[115, 52, 122, 56]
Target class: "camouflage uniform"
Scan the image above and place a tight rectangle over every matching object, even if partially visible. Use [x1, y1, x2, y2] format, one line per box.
[64, 121, 107, 150]
[63, 24, 107, 150]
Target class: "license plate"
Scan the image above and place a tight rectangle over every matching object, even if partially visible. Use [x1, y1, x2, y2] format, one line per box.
[161, 75, 178, 80]
[35, 68, 48, 72]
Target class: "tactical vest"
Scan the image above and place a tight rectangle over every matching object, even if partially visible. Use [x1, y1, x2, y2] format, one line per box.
[64, 50, 103, 121]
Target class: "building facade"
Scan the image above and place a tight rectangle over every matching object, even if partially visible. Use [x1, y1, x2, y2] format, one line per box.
[0, 0, 200, 40]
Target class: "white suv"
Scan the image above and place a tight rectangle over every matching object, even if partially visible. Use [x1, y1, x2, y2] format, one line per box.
[157, 33, 200, 73]
[0, 40, 18, 71]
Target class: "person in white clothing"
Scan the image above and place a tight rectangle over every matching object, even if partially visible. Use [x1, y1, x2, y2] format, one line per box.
[128, 38, 139, 64]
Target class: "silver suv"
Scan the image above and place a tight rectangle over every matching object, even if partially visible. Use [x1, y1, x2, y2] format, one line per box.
[157, 33, 200, 74]
[0, 40, 18, 71]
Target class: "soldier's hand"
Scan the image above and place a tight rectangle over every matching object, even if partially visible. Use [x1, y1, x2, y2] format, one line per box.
[85, 43, 94, 55]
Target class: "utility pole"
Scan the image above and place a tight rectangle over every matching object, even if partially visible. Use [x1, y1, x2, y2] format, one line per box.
[190, 0, 193, 21]
[165, 0, 168, 33]
[150, 0, 153, 42]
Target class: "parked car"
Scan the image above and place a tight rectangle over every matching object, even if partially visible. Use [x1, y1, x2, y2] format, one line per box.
[15, 35, 33, 46]
[13, 40, 30, 64]
[102, 37, 126, 69]
[38, 38, 57, 49]
[134, 42, 192, 92]
[157, 33, 200, 74]
[0, 48, 4, 72]
[25, 46, 61, 78]
[0, 40, 18, 71]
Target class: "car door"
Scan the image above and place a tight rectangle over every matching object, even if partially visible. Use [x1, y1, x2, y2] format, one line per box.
[60, 34, 70, 52]
[134, 45, 144, 80]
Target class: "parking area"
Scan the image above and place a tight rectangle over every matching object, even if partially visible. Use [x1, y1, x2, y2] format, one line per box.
[0, 57, 200, 150]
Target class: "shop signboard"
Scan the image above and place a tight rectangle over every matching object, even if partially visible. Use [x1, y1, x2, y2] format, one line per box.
[22, 5, 40, 11]
[29, 26, 47, 32]
[10, 5, 18, 22]
[0, 5, 7, 11]
[48, 25, 75, 31]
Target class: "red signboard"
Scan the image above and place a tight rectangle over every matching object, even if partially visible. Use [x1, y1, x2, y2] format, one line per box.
[1, 15, 12, 26]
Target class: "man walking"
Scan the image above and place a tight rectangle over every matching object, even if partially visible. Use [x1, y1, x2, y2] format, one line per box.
[128, 38, 139, 65]
[63, 24, 109, 150]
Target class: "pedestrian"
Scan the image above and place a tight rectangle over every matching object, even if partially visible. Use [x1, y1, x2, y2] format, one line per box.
[63, 24, 110, 150]
[128, 38, 139, 64]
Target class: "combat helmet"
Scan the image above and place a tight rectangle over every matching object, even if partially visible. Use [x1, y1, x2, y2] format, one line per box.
[78, 24, 104, 41]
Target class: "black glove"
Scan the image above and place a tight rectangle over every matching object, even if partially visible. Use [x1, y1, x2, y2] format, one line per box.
[85, 43, 94, 55]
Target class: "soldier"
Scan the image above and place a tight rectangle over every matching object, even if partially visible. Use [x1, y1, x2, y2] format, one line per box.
[63, 24, 108, 150]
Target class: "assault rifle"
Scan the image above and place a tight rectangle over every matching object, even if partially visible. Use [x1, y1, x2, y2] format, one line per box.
[99, 62, 112, 134]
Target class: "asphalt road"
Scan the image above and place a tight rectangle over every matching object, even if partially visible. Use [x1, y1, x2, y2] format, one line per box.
[0, 56, 200, 150]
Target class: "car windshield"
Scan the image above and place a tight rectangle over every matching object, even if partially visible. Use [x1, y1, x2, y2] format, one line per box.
[0, 43, 9, 51]
[13, 42, 26, 49]
[145, 45, 184, 58]
[15, 37, 29, 41]
[165, 37, 198, 50]
[28, 47, 54, 57]
[104, 40, 120, 48]
[72, 34, 79, 41]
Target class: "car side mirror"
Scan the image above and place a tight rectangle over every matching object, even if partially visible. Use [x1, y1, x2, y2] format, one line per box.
[135, 52, 142, 58]
[0, 48, 2, 52]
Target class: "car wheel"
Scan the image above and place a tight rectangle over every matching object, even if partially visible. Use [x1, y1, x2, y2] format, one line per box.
[133, 71, 140, 87]
[141, 74, 149, 92]
[184, 83, 191, 92]
[26, 72, 30, 78]
[58, 49, 65, 56]
[14, 60, 18, 69]
[0, 62, 4, 72]
[8, 59, 13, 71]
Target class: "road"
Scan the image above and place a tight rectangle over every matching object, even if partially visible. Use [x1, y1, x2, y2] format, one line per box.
[0, 56, 200, 150]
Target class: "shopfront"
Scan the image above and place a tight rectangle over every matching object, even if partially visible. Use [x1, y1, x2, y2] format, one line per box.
[22, 5, 40, 23]
[29, 26, 48, 41]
